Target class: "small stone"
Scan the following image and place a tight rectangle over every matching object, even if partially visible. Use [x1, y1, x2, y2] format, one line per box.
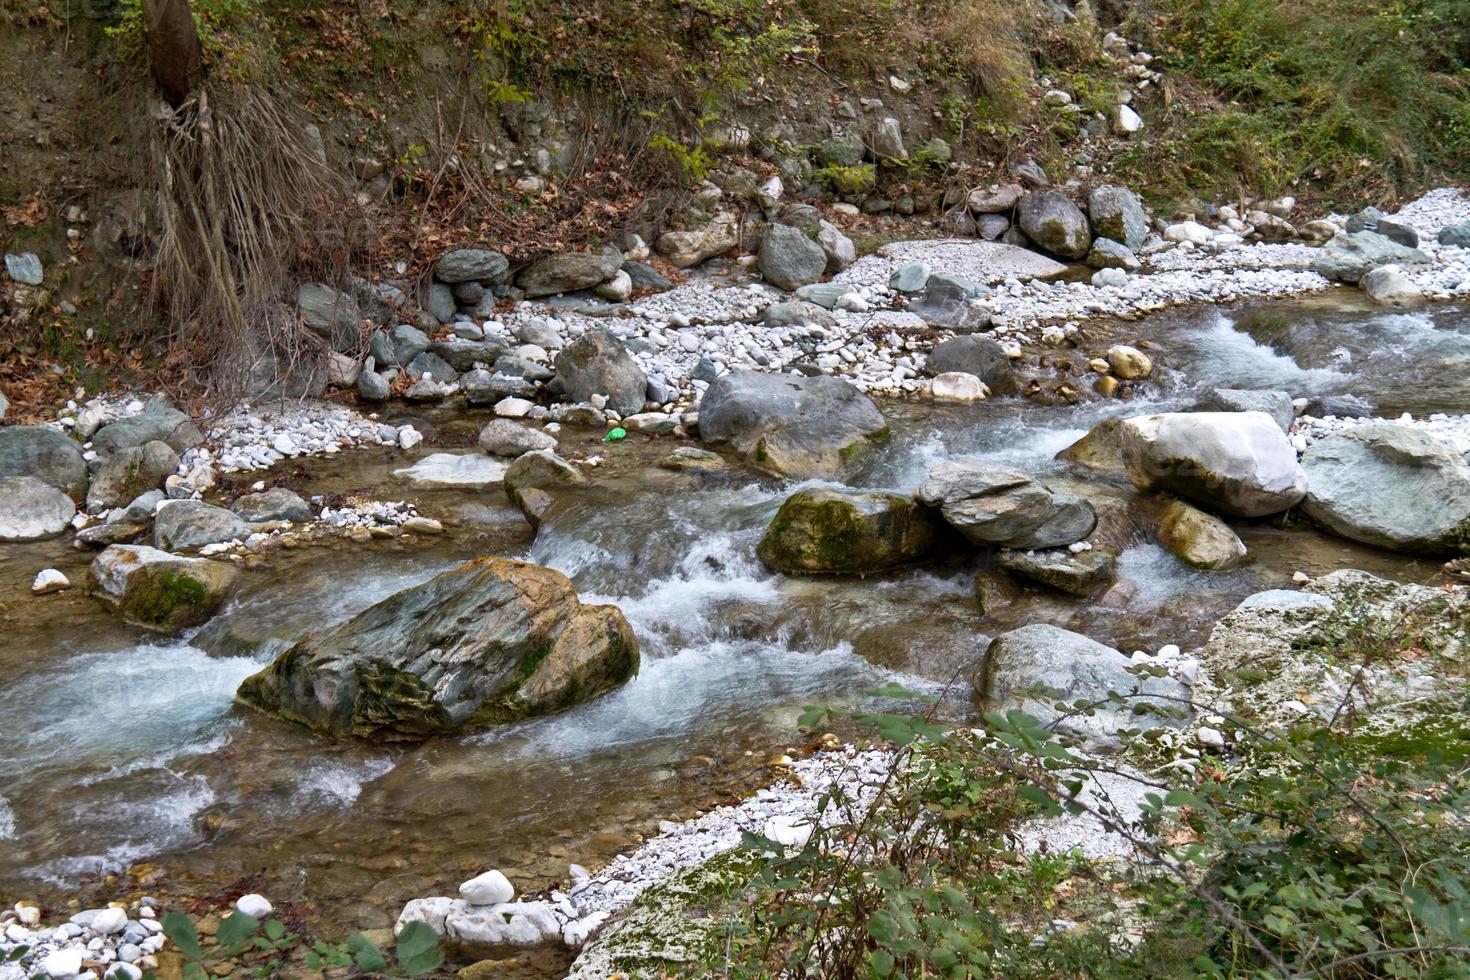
[32, 568, 71, 594]
[235, 894, 272, 918]
[495, 397, 534, 418]
[929, 372, 988, 402]
[460, 869, 515, 907]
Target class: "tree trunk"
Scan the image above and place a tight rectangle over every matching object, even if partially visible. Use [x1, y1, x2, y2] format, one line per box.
[141, 0, 205, 107]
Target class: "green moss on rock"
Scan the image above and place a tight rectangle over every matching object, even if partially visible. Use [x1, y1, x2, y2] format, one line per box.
[757, 487, 939, 575]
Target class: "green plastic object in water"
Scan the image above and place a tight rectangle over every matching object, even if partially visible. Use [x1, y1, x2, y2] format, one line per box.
[604, 427, 627, 442]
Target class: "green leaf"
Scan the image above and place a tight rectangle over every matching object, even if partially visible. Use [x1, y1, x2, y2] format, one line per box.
[395, 921, 444, 977]
[161, 911, 204, 962]
[263, 919, 285, 942]
[346, 935, 387, 972]
[868, 948, 896, 977]
[303, 951, 321, 971]
[216, 911, 259, 947]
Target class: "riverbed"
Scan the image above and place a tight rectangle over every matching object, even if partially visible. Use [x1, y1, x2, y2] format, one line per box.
[1, 292, 1464, 960]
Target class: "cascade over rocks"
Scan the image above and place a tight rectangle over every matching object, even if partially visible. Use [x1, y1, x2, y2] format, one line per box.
[235, 557, 639, 739]
[0, 425, 87, 494]
[979, 624, 1189, 744]
[1300, 423, 1470, 554]
[915, 459, 1096, 549]
[89, 544, 239, 633]
[1119, 412, 1306, 517]
[757, 488, 940, 575]
[698, 371, 889, 478]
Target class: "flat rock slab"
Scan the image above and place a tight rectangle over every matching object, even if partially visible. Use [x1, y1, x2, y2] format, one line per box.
[394, 453, 508, 489]
[845, 239, 1067, 286]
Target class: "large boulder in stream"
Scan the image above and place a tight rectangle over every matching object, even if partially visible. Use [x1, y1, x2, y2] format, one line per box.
[1310, 231, 1428, 284]
[153, 500, 251, 551]
[504, 450, 585, 530]
[1016, 191, 1091, 259]
[0, 425, 87, 494]
[1154, 498, 1247, 570]
[89, 544, 239, 633]
[235, 557, 639, 739]
[757, 488, 940, 575]
[0, 475, 76, 542]
[924, 335, 1018, 395]
[915, 459, 1095, 549]
[697, 371, 889, 478]
[1300, 423, 1470, 554]
[978, 624, 1189, 744]
[1119, 412, 1306, 517]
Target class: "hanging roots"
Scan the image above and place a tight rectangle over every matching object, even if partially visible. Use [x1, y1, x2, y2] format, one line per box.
[149, 84, 365, 397]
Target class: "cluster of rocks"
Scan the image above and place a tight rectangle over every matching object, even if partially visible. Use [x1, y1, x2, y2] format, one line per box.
[0, 898, 171, 980]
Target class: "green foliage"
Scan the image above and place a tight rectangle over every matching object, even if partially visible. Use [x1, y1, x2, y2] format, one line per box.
[812, 163, 876, 195]
[649, 133, 713, 183]
[154, 910, 442, 979]
[1133, 0, 1470, 204]
[106, 0, 270, 81]
[721, 604, 1470, 978]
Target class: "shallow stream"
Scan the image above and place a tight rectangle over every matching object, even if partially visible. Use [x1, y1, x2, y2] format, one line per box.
[1, 294, 1464, 958]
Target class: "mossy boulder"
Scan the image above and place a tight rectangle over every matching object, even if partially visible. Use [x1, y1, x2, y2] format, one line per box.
[88, 544, 239, 633]
[235, 557, 638, 739]
[757, 488, 941, 575]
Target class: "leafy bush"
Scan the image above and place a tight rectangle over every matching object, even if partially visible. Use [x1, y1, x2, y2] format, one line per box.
[155, 910, 442, 979]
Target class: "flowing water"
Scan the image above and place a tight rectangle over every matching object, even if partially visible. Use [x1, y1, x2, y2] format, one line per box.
[1, 294, 1465, 950]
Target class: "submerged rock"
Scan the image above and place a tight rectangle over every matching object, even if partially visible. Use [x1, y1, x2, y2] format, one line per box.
[1154, 498, 1247, 570]
[1301, 423, 1470, 554]
[1119, 412, 1306, 517]
[698, 371, 889, 479]
[978, 624, 1189, 744]
[757, 488, 940, 575]
[235, 557, 639, 739]
[395, 453, 507, 489]
[659, 447, 727, 472]
[89, 544, 239, 633]
[915, 459, 1095, 550]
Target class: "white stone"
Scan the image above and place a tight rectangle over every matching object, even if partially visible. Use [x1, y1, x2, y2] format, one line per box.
[394, 453, 507, 489]
[92, 907, 128, 934]
[106, 964, 142, 980]
[235, 894, 272, 918]
[32, 568, 70, 594]
[460, 869, 515, 906]
[1196, 727, 1226, 748]
[446, 901, 560, 946]
[762, 814, 813, 849]
[40, 949, 83, 979]
[929, 372, 988, 402]
[1111, 104, 1142, 135]
[495, 397, 534, 418]
[395, 897, 458, 937]
[397, 426, 423, 450]
[1164, 221, 1214, 244]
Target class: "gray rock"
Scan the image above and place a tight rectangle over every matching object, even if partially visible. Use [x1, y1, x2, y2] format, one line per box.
[504, 450, 585, 529]
[699, 371, 888, 478]
[926, 336, 1018, 395]
[231, 487, 313, 523]
[4, 252, 43, 285]
[76, 522, 148, 548]
[1087, 186, 1148, 249]
[655, 212, 739, 268]
[390, 324, 431, 364]
[1301, 423, 1470, 555]
[757, 488, 939, 575]
[818, 135, 865, 167]
[122, 489, 166, 524]
[907, 280, 990, 332]
[0, 475, 76, 542]
[87, 441, 179, 510]
[368, 329, 396, 365]
[758, 224, 827, 291]
[692, 358, 720, 383]
[0, 387, 7, 421]
[406, 350, 457, 383]
[88, 544, 238, 633]
[429, 338, 507, 372]
[357, 368, 390, 402]
[1438, 221, 1470, 248]
[660, 446, 727, 471]
[553, 328, 648, 415]
[493, 355, 554, 382]
[1345, 206, 1383, 234]
[236, 557, 638, 738]
[451, 281, 484, 305]
[975, 213, 1010, 240]
[1304, 394, 1372, 419]
[816, 220, 856, 273]
[1120, 412, 1306, 517]
[153, 500, 251, 551]
[434, 249, 509, 283]
[622, 260, 673, 291]
[793, 282, 850, 309]
[517, 252, 622, 297]
[1374, 218, 1419, 248]
[1360, 265, 1424, 306]
[0, 425, 87, 494]
[394, 453, 506, 488]
[869, 117, 907, 160]
[1195, 388, 1295, 432]
[296, 283, 361, 349]
[404, 376, 457, 402]
[914, 460, 1096, 549]
[424, 283, 456, 323]
[967, 183, 1023, 214]
[1016, 191, 1091, 259]
[478, 419, 557, 457]
[463, 370, 537, 405]
[1086, 237, 1140, 270]
[1311, 231, 1428, 284]
[889, 262, 931, 293]
[91, 399, 203, 456]
[1011, 159, 1050, 188]
[762, 301, 836, 329]
[997, 548, 1115, 595]
[979, 624, 1189, 743]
